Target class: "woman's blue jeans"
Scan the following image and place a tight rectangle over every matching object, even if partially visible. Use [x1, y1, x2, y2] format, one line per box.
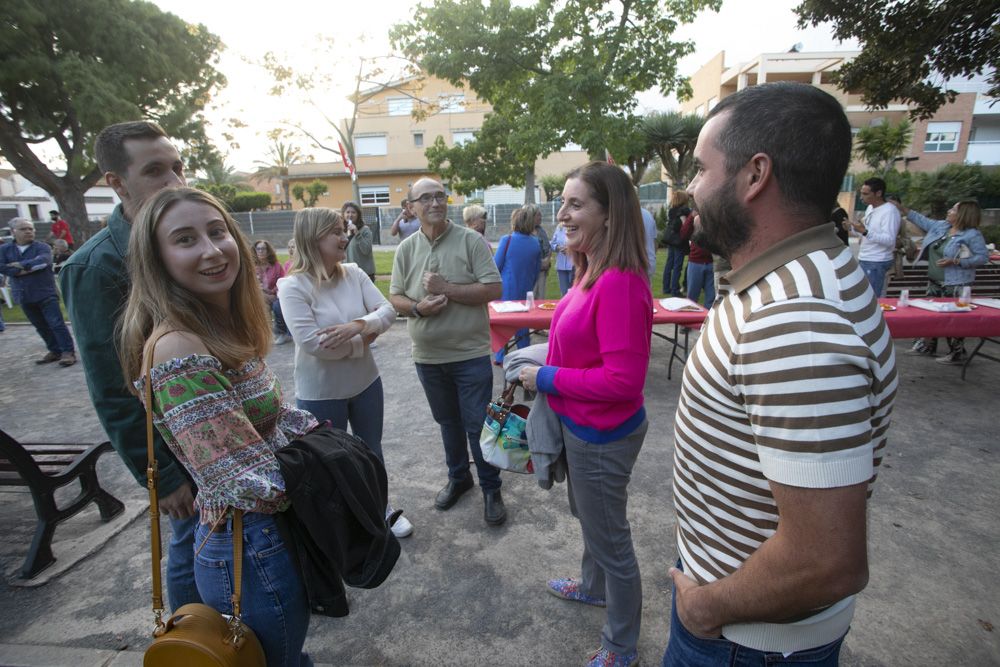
[272, 299, 289, 335]
[194, 512, 311, 667]
[557, 269, 575, 296]
[297, 377, 385, 462]
[663, 247, 685, 296]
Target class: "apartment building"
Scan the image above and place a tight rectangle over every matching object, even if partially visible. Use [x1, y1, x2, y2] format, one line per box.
[681, 50, 1000, 180]
[286, 75, 589, 210]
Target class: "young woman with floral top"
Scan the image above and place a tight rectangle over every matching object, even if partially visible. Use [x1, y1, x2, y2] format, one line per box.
[118, 187, 315, 667]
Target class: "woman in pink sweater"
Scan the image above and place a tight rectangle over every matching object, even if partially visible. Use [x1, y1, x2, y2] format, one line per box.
[519, 161, 652, 667]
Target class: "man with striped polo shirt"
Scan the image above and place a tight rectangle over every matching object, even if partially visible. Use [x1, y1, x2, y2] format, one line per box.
[664, 82, 897, 665]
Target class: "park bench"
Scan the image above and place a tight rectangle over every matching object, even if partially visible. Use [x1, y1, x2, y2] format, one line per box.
[0, 429, 125, 579]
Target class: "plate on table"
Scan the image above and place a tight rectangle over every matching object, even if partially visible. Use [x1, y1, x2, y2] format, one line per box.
[880, 303, 897, 312]
[538, 302, 557, 311]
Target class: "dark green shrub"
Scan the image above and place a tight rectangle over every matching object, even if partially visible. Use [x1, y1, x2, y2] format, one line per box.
[231, 192, 273, 212]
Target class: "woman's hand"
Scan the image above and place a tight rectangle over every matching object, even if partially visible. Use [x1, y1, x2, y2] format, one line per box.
[936, 257, 956, 267]
[317, 320, 365, 349]
[519, 366, 540, 392]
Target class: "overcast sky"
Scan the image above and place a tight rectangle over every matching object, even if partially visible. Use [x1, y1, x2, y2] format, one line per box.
[11, 0, 856, 173]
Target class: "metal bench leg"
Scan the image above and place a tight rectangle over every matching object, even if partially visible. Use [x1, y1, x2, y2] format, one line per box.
[23, 517, 57, 578]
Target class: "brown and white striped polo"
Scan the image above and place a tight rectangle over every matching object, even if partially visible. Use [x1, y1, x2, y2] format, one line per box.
[672, 223, 897, 653]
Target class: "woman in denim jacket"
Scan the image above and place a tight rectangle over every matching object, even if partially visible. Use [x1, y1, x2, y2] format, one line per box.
[896, 199, 989, 364]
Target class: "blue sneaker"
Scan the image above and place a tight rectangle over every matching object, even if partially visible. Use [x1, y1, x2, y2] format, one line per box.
[587, 646, 640, 667]
[546, 577, 606, 607]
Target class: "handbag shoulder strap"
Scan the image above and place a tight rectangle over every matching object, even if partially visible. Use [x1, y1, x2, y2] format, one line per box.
[144, 330, 246, 635]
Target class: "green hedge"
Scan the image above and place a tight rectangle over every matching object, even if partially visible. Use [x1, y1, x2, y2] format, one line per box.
[231, 192, 273, 212]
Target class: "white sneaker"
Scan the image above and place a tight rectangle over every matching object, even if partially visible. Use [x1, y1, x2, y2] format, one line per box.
[274, 333, 291, 345]
[390, 513, 413, 538]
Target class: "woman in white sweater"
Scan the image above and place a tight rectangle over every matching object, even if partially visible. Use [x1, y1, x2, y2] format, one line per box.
[278, 207, 412, 537]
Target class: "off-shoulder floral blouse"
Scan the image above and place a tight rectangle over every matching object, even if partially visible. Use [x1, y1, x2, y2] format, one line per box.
[136, 354, 318, 526]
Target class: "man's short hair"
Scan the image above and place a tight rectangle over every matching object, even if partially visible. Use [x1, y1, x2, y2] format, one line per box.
[707, 82, 852, 221]
[10, 217, 31, 228]
[94, 121, 169, 175]
[863, 177, 886, 197]
[49, 210, 59, 217]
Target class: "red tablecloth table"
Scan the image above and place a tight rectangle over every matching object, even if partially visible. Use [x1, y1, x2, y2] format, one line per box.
[489, 298, 1000, 354]
[489, 300, 707, 353]
[881, 299, 1000, 339]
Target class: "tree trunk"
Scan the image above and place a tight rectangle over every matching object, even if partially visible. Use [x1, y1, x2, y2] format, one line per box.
[282, 178, 291, 209]
[52, 184, 100, 243]
[523, 165, 536, 204]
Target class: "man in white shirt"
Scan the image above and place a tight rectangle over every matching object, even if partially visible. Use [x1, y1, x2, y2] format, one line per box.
[851, 177, 900, 296]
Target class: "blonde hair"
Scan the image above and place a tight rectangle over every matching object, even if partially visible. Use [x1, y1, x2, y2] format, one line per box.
[289, 207, 346, 283]
[565, 161, 648, 290]
[463, 204, 486, 225]
[669, 190, 689, 208]
[953, 200, 981, 231]
[118, 187, 272, 387]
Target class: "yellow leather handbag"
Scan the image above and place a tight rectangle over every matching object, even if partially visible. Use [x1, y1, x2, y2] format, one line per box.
[141, 341, 265, 667]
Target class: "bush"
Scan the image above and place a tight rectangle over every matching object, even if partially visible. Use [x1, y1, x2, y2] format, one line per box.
[231, 192, 272, 212]
[981, 224, 1000, 247]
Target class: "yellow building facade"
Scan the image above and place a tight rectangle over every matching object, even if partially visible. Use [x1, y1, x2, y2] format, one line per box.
[286, 75, 589, 209]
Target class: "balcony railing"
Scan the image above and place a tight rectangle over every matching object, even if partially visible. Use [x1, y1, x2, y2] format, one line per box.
[966, 141, 1000, 166]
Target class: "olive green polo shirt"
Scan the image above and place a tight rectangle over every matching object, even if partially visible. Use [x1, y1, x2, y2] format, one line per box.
[390, 221, 501, 364]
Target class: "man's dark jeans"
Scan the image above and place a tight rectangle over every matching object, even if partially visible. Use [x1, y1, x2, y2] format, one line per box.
[22, 295, 74, 354]
[415, 355, 501, 491]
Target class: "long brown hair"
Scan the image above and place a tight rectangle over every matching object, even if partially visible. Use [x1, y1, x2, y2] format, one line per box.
[118, 187, 272, 387]
[565, 161, 648, 289]
[253, 239, 278, 266]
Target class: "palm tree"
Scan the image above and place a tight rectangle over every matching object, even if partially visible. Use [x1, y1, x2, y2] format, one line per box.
[855, 119, 914, 176]
[643, 111, 704, 190]
[199, 158, 244, 186]
[254, 141, 307, 209]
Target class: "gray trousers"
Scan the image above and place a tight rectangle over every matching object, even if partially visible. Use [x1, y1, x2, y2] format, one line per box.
[564, 419, 647, 654]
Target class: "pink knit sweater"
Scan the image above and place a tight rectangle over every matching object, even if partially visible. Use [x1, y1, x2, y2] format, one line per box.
[537, 268, 652, 434]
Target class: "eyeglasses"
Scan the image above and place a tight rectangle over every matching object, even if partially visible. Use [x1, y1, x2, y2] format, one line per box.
[409, 192, 448, 205]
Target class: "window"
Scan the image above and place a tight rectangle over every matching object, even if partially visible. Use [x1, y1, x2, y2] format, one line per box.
[355, 135, 387, 156]
[452, 131, 475, 145]
[707, 96, 718, 112]
[413, 132, 424, 147]
[359, 186, 391, 206]
[388, 97, 413, 116]
[439, 94, 465, 113]
[695, 104, 706, 117]
[925, 121, 961, 152]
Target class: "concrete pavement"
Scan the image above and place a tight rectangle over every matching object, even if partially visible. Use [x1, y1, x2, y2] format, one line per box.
[1, 320, 998, 666]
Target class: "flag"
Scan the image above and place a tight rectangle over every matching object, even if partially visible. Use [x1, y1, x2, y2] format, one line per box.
[338, 140, 357, 181]
[605, 149, 616, 166]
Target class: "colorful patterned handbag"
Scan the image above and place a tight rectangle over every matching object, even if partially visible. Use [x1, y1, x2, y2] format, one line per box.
[480, 381, 533, 474]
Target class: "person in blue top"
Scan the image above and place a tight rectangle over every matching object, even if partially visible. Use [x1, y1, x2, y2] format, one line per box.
[894, 199, 989, 364]
[1, 218, 76, 365]
[494, 205, 541, 363]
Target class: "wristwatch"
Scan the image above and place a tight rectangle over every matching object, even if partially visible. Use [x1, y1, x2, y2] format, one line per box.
[411, 303, 422, 318]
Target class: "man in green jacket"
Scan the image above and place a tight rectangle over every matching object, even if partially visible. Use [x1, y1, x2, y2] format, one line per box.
[60, 121, 198, 609]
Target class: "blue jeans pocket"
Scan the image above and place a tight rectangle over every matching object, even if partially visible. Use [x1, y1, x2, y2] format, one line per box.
[762, 633, 845, 665]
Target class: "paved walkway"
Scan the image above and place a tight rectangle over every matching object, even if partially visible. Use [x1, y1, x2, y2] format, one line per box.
[1, 321, 998, 666]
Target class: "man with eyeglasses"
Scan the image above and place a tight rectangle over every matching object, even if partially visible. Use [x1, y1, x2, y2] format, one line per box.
[389, 178, 507, 526]
[851, 177, 900, 296]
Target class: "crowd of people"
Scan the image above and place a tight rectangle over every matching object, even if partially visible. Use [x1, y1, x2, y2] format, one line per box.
[10, 80, 985, 667]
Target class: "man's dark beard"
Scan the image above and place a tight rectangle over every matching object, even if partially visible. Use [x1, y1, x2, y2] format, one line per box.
[691, 181, 754, 261]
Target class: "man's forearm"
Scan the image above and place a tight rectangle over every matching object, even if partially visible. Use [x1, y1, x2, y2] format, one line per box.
[688, 527, 868, 631]
[389, 293, 415, 315]
[439, 281, 501, 306]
